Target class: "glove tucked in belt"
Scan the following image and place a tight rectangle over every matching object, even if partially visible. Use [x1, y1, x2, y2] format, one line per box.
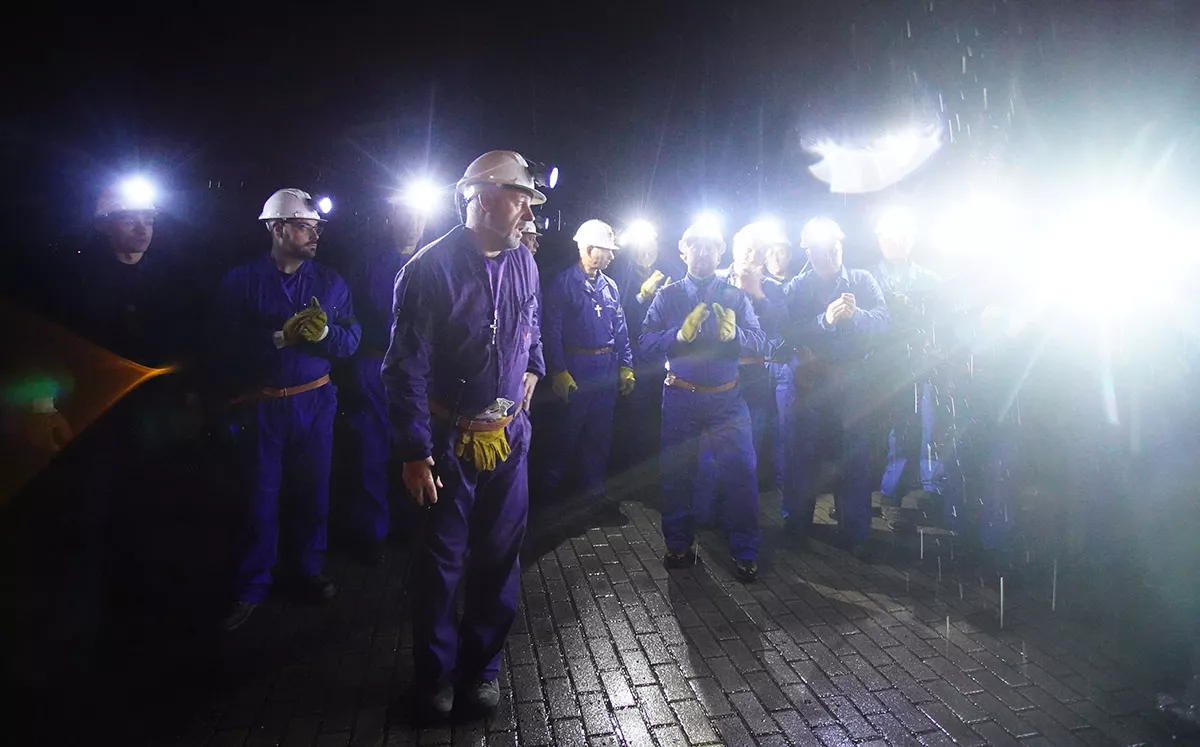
[428, 399, 519, 471]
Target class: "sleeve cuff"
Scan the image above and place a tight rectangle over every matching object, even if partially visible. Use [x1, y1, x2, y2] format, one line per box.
[273, 331, 286, 349]
[316, 325, 330, 342]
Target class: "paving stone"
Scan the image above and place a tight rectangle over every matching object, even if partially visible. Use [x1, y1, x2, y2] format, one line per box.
[672, 698, 720, 744]
[634, 685, 677, 727]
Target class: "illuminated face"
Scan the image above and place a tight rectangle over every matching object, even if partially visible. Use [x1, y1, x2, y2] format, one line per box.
[101, 211, 155, 255]
[680, 238, 724, 278]
[390, 203, 427, 252]
[633, 240, 659, 268]
[765, 243, 791, 278]
[806, 239, 843, 280]
[522, 232, 540, 255]
[733, 240, 767, 271]
[878, 231, 914, 261]
[276, 218, 323, 259]
[582, 245, 616, 273]
[481, 187, 535, 250]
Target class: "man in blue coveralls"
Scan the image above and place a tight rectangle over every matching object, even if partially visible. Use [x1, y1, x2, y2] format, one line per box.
[641, 221, 766, 582]
[782, 218, 888, 556]
[384, 150, 545, 717]
[216, 188, 361, 632]
[542, 218, 634, 505]
[346, 191, 428, 564]
[868, 208, 954, 531]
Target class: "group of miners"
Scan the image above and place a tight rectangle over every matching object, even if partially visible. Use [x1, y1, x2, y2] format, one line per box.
[4, 148, 1009, 717]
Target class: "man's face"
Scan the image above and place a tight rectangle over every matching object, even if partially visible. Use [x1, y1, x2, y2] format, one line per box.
[680, 238, 723, 278]
[391, 204, 427, 252]
[806, 240, 843, 280]
[633, 240, 659, 268]
[582, 245, 615, 273]
[522, 232, 540, 255]
[733, 241, 766, 271]
[101, 211, 155, 255]
[878, 232, 914, 261]
[765, 244, 791, 277]
[277, 218, 323, 259]
[480, 187, 535, 250]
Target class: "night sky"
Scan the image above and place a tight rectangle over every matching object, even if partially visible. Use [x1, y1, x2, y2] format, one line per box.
[3, 2, 1198, 274]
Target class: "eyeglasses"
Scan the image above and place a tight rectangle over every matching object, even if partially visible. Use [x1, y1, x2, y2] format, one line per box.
[286, 220, 324, 237]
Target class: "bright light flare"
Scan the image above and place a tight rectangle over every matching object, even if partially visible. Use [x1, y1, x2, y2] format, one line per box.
[1040, 194, 1194, 314]
[547, 166, 559, 189]
[808, 126, 941, 194]
[929, 193, 1019, 258]
[875, 206, 917, 238]
[118, 176, 157, 209]
[396, 178, 442, 215]
[316, 196, 333, 214]
[620, 219, 658, 247]
[692, 211, 722, 235]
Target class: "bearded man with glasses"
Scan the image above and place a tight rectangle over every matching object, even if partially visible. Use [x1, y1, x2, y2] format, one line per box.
[213, 188, 361, 632]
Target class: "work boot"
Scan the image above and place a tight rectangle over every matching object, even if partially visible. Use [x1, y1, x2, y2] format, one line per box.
[733, 558, 759, 583]
[422, 684, 455, 718]
[297, 573, 337, 602]
[663, 546, 698, 569]
[465, 679, 501, 711]
[220, 601, 258, 632]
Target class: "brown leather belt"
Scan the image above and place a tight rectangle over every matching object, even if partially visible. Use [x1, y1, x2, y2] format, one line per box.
[565, 345, 613, 355]
[664, 372, 738, 394]
[428, 399, 519, 432]
[236, 374, 330, 403]
[738, 357, 767, 366]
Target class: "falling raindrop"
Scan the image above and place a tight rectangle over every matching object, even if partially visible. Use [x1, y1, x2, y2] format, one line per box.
[955, 113, 961, 131]
[962, 56, 967, 74]
[967, 45, 974, 57]
[982, 85, 990, 108]
[939, 93, 945, 112]
[907, 19, 912, 38]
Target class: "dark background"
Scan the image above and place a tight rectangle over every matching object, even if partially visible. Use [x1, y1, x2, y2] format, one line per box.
[4, 2, 1198, 286]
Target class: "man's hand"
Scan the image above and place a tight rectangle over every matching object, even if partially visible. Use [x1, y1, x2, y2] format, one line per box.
[712, 303, 737, 342]
[282, 298, 327, 345]
[731, 267, 764, 300]
[522, 372, 539, 411]
[618, 366, 636, 396]
[678, 303, 710, 342]
[551, 371, 577, 403]
[24, 409, 73, 452]
[824, 294, 857, 325]
[403, 457, 442, 506]
[639, 270, 670, 300]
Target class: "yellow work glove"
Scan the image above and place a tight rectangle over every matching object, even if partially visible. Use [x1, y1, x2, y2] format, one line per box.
[551, 371, 578, 403]
[454, 427, 511, 472]
[639, 270, 670, 299]
[618, 366, 636, 396]
[679, 303, 710, 343]
[282, 297, 327, 345]
[712, 302, 737, 342]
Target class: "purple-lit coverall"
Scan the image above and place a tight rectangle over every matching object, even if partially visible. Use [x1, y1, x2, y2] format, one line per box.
[640, 276, 766, 560]
[782, 268, 888, 542]
[217, 255, 361, 603]
[693, 271, 787, 522]
[348, 250, 414, 544]
[382, 226, 544, 687]
[541, 264, 633, 497]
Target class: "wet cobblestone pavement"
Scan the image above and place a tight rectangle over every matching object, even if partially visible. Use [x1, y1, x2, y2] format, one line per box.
[24, 491, 1187, 746]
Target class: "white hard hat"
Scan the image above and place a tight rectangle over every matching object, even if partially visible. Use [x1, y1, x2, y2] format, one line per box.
[799, 217, 845, 248]
[573, 219, 619, 250]
[521, 220, 543, 236]
[681, 221, 725, 248]
[733, 221, 791, 252]
[95, 176, 158, 218]
[457, 150, 547, 205]
[259, 188, 327, 222]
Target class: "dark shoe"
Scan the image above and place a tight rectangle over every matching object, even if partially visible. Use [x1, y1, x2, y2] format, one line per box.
[663, 547, 698, 569]
[297, 573, 337, 602]
[733, 558, 759, 583]
[422, 685, 455, 718]
[220, 601, 257, 632]
[465, 678, 501, 710]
